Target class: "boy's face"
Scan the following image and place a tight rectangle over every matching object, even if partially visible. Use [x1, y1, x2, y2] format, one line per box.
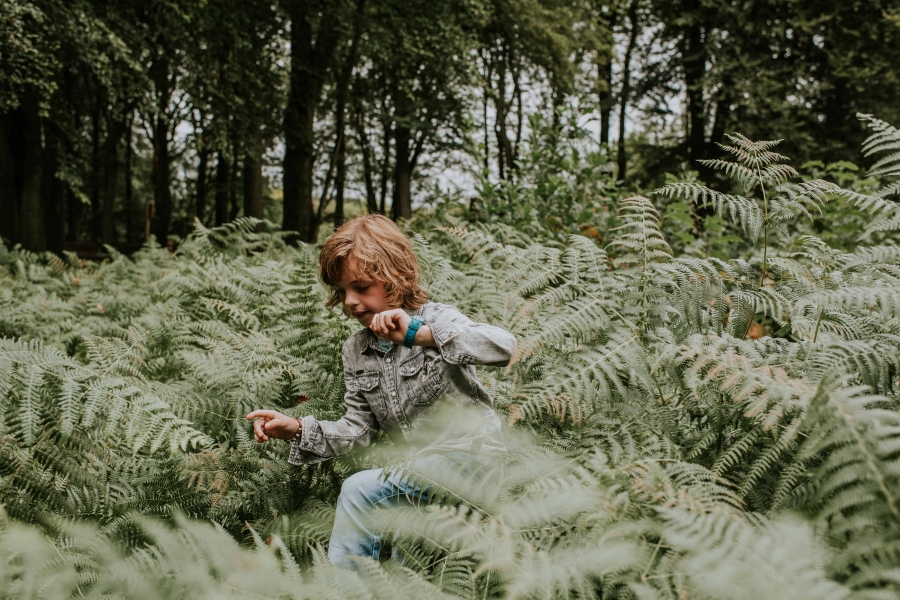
[335, 258, 398, 327]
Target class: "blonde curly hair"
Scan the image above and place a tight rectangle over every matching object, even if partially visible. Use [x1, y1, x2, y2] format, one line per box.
[319, 215, 428, 311]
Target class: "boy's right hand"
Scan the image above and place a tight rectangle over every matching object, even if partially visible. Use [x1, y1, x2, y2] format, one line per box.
[246, 410, 301, 443]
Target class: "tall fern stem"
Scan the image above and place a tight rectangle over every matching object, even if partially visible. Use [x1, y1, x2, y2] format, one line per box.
[758, 163, 770, 288]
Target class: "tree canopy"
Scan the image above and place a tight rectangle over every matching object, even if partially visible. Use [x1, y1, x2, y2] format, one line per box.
[1, 0, 899, 250]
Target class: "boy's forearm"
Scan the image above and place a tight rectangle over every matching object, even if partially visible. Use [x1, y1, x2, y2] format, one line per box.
[413, 325, 438, 348]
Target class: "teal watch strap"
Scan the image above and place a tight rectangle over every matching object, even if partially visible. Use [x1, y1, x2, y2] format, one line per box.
[404, 316, 424, 348]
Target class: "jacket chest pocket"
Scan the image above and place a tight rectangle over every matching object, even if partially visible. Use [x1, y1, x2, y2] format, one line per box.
[347, 372, 380, 393]
[399, 349, 449, 406]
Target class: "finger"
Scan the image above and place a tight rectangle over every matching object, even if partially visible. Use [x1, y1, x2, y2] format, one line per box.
[247, 410, 279, 421]
[264, 416, 286, 431]
[253, 418, 268, 440]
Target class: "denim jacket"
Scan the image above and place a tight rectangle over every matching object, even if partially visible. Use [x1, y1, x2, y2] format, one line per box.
[288, 302, 516, 465]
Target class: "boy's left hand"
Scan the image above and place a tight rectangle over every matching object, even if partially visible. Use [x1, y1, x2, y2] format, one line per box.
[369, 308, 411, 345]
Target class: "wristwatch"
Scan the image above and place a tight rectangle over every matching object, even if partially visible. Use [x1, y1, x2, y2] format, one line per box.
[404, 316, 424, 348]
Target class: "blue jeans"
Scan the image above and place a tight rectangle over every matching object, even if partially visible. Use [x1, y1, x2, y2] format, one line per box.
[328, 451, 487, 569]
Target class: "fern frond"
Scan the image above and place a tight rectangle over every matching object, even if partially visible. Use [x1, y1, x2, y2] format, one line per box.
[608, 195, 673, 267]
[654, 183, 763, 241]
[657, 508, 851, 600]
[801, 287, 900, 318]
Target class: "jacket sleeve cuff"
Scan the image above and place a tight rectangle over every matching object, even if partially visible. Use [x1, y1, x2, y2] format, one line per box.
[287, 416, 330, 465]
[428, 320, 462, 345]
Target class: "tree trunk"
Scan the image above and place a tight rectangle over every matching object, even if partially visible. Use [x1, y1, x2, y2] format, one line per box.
[214, 151, 230, 226]
[393, 90, 412, 221]
[481, 48, 491, 173]
[354, 98, 378, 214]
[682, 5, 708, 172]
[494, 46, 515, 178]
[332, 0, 365, 228]
[315, 134, 339, 224]
[229, 144, 241, 222]
[334, 133, 346, 227]
[196, 139, 209, 226]
[102, 115, 125, 244]
[124, 111, 141, 243]
[617, 0, 640, 182]
[513, 60, 523, 158]
[19, 101, 45, 252]
[379, 98, 391, 215]
[42, 123, 65, 254]
[65, 93, 84, 244]
[282, 0, 342, 243]
[597, 9, 617, 147]
[90, 96, 102, 240]
[149, 55, 172, 246]
[243, 134, 264, 221]
[0, 111, 17, 245]
[708, 92, 730, 158]
[598, 58, 613, 146]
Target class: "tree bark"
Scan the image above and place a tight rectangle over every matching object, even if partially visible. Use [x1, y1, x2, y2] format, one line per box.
[124, 111, 142, 243]
[214, 151, 230, 226]
[379, 96, 391, 215]
[392, 90, 412, 221]
[597, 9, 618, 147]
[0, 111, 17, 245]
[332, 0, 365, 227]
[481, 48, 491, 173]
[617, 0, 640, 182]
[229, 142, 241, 222]
[353, 91, 378, 213]
[334, 134, 346, 227]
[243, 134, 264, 221]
[196, 137, 210, 226]
[90, 95, 102, 240]
[708, 94, 730, 157]
[102, 115, 126, 244]
[42, 123, 65, 254]
[282, 0, 342, 243]
[513, 59, 523, 158]
[494, 46, 516, 178]
[19, 101, 45, 252]
[682, 4, 708, 172]
[598, 58, 614, 146]
[149, 54, 173, 246]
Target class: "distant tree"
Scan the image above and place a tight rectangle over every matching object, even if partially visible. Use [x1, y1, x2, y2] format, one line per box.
[360, 0, 483, 221]
[0, 0, 141, 252]
[281, 0, 352, 243]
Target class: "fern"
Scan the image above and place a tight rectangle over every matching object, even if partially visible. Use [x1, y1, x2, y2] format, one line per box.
[2, 123, 900, 597]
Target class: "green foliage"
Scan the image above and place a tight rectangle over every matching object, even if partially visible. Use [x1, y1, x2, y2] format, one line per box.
[2, 121, 900, 598]
[464, 111, 619, 244]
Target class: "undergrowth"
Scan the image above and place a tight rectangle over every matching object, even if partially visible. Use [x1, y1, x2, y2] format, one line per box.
[2, 117, 900, 598]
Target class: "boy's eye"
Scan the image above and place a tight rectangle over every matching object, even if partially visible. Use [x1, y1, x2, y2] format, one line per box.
[356, 285, 369, 292]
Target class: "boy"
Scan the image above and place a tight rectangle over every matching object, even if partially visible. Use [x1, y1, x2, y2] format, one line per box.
[246, 215, 516, 568]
